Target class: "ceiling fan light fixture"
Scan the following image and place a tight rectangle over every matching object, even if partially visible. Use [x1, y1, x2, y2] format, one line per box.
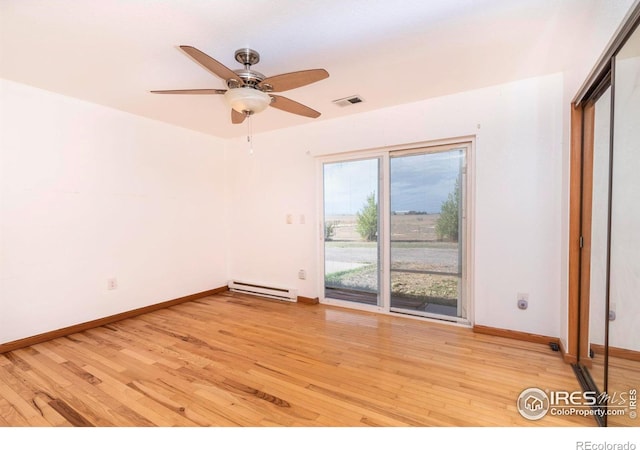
[224, 87, 271, 114]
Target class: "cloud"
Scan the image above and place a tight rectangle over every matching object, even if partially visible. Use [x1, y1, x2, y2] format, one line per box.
[323, 149, 464, 216]
[391, 150, 463, 213]
[324, 158, 379, 215]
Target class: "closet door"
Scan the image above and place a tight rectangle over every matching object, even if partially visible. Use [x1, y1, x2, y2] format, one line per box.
[608, 24, 640, 427]
[583, 85, 612, 403]
[575, 82, 612, 426]
[571, 3, 640, 427]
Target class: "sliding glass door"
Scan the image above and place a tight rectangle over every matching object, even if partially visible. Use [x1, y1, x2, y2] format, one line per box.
[389, 146, 467, 320]
[321, 142, 470, 323]
[323, 158, 380, 305]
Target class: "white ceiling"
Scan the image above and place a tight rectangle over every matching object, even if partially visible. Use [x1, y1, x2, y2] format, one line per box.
[0, 0, 610, 138]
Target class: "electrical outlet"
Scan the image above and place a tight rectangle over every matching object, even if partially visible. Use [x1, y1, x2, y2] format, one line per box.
[107, 278, 118, 290]
[298, 269, 306, 280]
[517, 292, 528, 310]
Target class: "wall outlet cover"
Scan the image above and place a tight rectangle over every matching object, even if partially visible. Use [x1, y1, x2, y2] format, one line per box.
[517, 299, 528, 310]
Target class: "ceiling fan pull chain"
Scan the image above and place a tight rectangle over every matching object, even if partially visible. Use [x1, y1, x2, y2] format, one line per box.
[247, 112, 254, 155]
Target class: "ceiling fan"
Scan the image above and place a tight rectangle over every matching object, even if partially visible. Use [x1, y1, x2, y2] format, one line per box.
[151, 46, 329, 124]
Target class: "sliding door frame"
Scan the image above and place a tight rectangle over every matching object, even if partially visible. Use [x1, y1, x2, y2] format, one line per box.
[320, 154, 384, 311]
[317, 137, 475, 326]
[388, 143, 469, 322]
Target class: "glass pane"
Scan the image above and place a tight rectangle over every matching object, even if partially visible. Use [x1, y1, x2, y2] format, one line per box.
[389, 148, 465, 318]
[323, 159, 380, 305]
[608, 24, 640, 427]
[588, 85, 611, 395]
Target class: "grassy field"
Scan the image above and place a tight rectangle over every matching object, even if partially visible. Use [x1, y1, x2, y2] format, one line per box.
[326, 213, 442, 242]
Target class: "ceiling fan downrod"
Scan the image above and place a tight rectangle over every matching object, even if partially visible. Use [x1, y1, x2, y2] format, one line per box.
[235, 48, 260, 68]
[229, 48, 266, 89]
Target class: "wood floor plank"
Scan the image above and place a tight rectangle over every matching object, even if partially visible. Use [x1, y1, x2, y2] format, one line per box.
[0, 291, 603, 426]
[80, 364, 190, 427]
[0, 368, 54, 426]
[1, 351, 126, 426]
[0, 397, 30, 426]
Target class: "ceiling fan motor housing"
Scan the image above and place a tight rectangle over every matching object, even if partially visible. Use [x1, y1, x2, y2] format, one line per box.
[228, 68, 266, 88]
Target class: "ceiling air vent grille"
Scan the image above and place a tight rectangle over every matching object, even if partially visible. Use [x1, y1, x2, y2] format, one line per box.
[332, 95, 364, 107]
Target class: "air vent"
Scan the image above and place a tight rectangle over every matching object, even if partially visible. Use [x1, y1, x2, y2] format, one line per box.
[332, 95, 365, 107]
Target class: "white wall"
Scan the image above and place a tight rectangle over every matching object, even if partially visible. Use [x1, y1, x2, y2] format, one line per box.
[226, 73, 565, 337]
[0, 79, 228, 344]
[0, 73, 573, 345]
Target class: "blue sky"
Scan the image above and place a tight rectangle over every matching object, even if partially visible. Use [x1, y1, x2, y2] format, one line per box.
[324, 150, 463, 216]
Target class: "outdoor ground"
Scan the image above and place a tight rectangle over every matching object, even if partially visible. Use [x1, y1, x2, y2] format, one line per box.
[324, 214, 461, 313]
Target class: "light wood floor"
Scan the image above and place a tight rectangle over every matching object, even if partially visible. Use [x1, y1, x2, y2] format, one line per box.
[573, 346, 639, 427]
[0, 291, 595, 427]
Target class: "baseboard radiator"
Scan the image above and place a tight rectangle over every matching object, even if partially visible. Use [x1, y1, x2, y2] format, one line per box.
[228, 280, 298, 302]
